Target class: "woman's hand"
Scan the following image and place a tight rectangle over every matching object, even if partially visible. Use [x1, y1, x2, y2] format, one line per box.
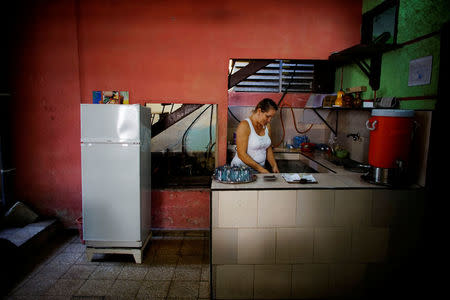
[271, 165, 280, 173]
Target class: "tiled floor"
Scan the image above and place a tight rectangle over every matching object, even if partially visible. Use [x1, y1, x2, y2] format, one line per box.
[5, 230, 210, 299]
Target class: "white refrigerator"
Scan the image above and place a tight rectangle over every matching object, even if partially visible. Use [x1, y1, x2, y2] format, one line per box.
[80, 104, 151, 248]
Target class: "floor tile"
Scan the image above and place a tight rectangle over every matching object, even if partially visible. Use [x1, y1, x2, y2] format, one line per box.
[62, 264, 97, 279]
[173, 265, 201, 281]
[33, 263, 72, 279]
[178, 255, 203, 266]
[4, 230, 211, 300]
[49, 251, 82, 265]
[181, 240, 205, 255]
[167, 280, 199, 298]
[11, 277, 57, 296]
[74, 252, 100, 265]
[155, 239, 182, 255]
[45, 279, 85, 296]
[75, 279, 115, 296]
[89, 265, 123, 280]
[201, 265, 210, 281]
[144, 265, 175, 281]
[152, 254, 180, 265]
[8, 296, 69, 300]
[61, 243, 86, 253]
[117, 265, 149, 280]
[199, 281, 211, 298]
[136, 280, 170, 298]
[106, 279, 142, 298]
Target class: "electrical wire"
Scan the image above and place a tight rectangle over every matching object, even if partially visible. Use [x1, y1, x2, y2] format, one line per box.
[277, 61, 297, 107]
[273, 62, 313, 147]
[205, 105, 215, 165]
[272, 104, 314, 148]
[182, 104, 213, 154]
[284, 102, 314, 134]
[228, 107, 241, 123]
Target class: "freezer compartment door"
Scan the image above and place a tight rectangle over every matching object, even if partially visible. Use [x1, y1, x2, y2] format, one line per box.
[81, 104, 143, 143]
[81, 143, 142, 246]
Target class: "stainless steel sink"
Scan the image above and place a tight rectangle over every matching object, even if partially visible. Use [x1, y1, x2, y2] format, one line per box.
[275, 159, 318, 173]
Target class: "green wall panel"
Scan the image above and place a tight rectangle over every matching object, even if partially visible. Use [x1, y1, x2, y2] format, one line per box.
[336, 0, 450, 110]
[362, 0, 384, 14]
[379, 36, 440, 96]
[398, 0, 450, 43]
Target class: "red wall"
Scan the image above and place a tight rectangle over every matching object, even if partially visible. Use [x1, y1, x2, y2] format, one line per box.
[152, 190, 210, 230]
[9, 0, 361, 226]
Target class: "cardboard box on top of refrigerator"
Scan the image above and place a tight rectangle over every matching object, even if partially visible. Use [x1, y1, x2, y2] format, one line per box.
[92, 91, 130, 104]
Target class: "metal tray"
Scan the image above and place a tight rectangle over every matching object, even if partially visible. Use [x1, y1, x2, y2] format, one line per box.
[212, 174, 257, 184]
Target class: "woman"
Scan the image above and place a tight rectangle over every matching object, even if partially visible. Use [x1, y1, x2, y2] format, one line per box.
[231, 98, 279, 173]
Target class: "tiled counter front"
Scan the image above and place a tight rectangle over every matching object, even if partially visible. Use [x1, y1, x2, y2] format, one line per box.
[211, 189, 424, 299]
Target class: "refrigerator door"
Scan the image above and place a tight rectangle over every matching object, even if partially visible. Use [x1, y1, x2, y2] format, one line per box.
[81, 143, 142, 247]
[81, 104, 141, 143]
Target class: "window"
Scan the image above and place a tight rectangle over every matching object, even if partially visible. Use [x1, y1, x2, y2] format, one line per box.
[229, 59, 315, 93]
[361, 0, 399, 45]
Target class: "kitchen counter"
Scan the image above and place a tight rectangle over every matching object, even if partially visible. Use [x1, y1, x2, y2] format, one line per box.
[211, 172, 380, 190]
[211, 148, 425, 299]
[213, 148, 421, 190]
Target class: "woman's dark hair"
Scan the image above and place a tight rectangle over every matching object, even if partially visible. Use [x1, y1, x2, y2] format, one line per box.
[254, 98, 278, 113]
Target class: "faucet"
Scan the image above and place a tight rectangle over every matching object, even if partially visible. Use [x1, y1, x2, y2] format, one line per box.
[346, 133, 360, 141]
[327, 136, 337, 156]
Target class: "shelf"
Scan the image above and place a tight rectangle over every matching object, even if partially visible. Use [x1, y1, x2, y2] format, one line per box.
[305, 106, 372, 111]
[329, 43, 401, 64]
[329, 43, 402, 91]
[305, 106, 373, 137]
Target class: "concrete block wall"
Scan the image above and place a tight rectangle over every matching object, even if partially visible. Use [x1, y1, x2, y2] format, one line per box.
[211, 189, 425, 299]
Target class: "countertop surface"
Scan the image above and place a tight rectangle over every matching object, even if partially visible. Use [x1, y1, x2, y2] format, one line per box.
[212, 148, 422, 190]
[211, 173, 383, 190]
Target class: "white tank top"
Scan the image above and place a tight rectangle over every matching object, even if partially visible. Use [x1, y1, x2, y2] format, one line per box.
[231, 118, 272, 167]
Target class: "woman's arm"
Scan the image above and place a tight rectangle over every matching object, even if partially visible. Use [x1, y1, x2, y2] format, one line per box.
[235, 121, 270, 173]
[266, 124, 279, 173]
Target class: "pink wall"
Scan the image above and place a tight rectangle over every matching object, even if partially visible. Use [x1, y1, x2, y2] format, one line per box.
[9, 0, 361, 226]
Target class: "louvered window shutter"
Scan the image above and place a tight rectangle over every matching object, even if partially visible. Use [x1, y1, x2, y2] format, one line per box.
[230, 60, 315, 93]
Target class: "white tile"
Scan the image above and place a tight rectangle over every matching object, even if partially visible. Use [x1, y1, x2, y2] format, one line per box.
[238, 228, 276, 264]
[329, 264, 367, 297]
[254, 265, 291, 299]
[212, 228, 238, 264]
[258, 190, 296, 227]
[218, 191, 257, 228]
[297, 190, 334, 226]
[372, 189, 425, 227]
[334, 190, 372, 226]
[215, 265, 253, 299]
[371, 190, 397, 227]
[276, 228, 313, 263]
[351, 227, 389, 262]
[292, 264, 330, 299]
[314, 227, 351, 263]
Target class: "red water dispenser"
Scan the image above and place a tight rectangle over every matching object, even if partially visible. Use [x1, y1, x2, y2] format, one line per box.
[365, 109, 415, 185]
